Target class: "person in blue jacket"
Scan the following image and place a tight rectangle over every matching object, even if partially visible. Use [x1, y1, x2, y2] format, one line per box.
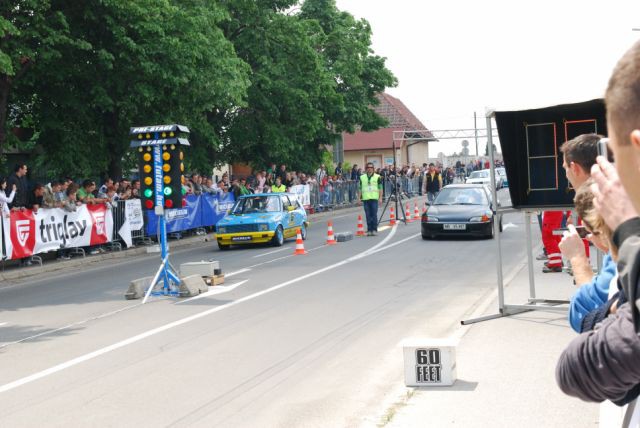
[562, 181, 621, 333]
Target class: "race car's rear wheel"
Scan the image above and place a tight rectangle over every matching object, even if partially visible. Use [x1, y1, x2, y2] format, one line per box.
[218, 242, 230, 251]
[272, 226, 284, 247]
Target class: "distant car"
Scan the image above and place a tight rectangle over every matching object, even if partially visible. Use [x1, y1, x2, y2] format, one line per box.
[215, 193, 309, 250]
[465, 169, 502, 188]
[421, 184, 502, 239]
[496, 167, 508, 188]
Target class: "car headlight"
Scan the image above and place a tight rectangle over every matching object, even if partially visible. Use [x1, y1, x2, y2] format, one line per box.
[217, 226, 226, 234]
[425, 216, 439, 222]
[259, 224, 269, 231]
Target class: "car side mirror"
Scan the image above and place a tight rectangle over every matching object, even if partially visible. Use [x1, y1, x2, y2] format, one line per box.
[424, 201, 431, 207]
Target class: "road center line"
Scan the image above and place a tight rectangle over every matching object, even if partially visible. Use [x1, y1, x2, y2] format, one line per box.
[0, 226, 412, 394]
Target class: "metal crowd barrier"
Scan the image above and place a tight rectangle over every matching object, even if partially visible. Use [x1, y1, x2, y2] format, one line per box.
[110, 200, 153, 248]
[307, 176, 422, 211]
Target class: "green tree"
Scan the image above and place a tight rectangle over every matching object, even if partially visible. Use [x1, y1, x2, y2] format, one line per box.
[300, 0, 397, 134]
[24, 0, 249, 179]
[0, 1, 78, 158]
[216, 0, 397, 173]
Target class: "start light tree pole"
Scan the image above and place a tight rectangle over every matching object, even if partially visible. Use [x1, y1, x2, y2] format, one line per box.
[129, 124, 190, 302]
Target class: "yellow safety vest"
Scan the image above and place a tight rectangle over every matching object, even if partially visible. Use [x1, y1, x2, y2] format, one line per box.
[271, 184, 286, 193]
[360, 173, 381, 200]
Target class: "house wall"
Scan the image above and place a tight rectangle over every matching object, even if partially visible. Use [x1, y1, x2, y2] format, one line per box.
[407, 142, 429, 166]
[344, 149, 394, 170]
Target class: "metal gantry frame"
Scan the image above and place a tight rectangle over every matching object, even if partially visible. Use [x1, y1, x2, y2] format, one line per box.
[461, 111, 569, 325]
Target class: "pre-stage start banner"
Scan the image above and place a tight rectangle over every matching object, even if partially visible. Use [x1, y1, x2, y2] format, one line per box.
[2, 204, 114, 260]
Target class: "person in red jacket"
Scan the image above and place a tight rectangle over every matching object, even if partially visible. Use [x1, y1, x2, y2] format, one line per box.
[542, 210, 565, 272]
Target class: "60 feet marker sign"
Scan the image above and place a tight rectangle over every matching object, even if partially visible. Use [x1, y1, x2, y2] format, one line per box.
[2, 204, 113, 260]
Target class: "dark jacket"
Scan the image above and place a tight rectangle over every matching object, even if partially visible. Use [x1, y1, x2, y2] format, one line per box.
[556, 217, 640, 404]
[6, 173, 28, 208]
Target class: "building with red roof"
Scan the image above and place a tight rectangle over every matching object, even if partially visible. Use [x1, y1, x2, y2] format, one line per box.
[341, 93, 435, 170]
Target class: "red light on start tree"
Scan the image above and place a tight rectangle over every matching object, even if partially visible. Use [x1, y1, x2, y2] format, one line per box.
[165, 199, 174, 208]
[182, 198, 187, 207]
[145, 200, 154, 209]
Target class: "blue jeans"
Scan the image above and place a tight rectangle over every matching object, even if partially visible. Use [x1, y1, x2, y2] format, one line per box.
[427, 191, 438, 203]
[363, 199, 379, 232]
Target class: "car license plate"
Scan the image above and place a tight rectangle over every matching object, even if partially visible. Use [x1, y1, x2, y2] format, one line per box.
[443, 224, 466, 230]
[231, 236, 252, 242]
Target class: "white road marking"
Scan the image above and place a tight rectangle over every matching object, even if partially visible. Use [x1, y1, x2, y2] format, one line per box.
[378, 225, 391, 232]
[251, 247, 291, 258]
[176, 280, 249, 304]
[502, 222, 518, 231]
[225, 268, 250, 278]
[0, 226, 415, 394]
[0, 322, 8, 327]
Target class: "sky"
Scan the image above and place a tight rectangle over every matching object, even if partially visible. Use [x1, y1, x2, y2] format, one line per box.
[335, 0, 640, 156]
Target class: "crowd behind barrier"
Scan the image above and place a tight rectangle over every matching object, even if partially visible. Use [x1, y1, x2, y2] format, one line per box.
[1, 157, 500, 266]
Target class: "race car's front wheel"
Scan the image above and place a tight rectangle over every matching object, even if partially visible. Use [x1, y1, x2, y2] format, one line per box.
[272, 226, 284, 247]
[300, 224, 307, 240]
[218, 242, 230, 251]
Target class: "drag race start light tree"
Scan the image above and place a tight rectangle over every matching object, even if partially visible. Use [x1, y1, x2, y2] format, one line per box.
[129, 124, 190, 298]
[135, 127, 188, 210]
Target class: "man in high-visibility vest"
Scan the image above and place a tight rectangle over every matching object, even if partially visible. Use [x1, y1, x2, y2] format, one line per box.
[358, 162, 383, 236]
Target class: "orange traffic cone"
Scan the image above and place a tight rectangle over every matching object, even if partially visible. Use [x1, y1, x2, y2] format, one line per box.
[326, 221, 337, 245]
[390, 206, 396, 226]
[405, 202, 413, 223]
[413, 202, 420, 220]
[294, 228, 307, 255]
[356, 215, 366, 236]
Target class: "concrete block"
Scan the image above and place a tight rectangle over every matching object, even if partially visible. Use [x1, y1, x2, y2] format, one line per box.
[179, 274, 208, 297]
[146, 245, 161, 254]
[336, 232, 353, 242]
[180, 261, 220, 277]
[125, 276, 154, 300]
[402, 338, 458, 387]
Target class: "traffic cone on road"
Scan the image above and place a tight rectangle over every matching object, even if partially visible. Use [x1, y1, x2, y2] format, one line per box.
[413, 202, 420, 220]
[294, 229, 307, 255]
[390, 206, 396, 226]
[405, 202, 413, 223]
[326, 221, 337, 245]
[356, 215, 366, 236]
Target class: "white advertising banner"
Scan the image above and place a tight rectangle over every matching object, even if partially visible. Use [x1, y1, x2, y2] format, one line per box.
[290, 184, 311, 207]
[3, 204, 113, 260]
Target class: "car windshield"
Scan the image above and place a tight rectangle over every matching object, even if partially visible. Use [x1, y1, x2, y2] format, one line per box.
[434, 187, 488, 205]
[470, 171, 489, 178]
[231, 195, 281, 214]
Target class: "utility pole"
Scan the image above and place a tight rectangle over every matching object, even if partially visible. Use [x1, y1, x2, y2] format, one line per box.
[473, 112, 479, 156]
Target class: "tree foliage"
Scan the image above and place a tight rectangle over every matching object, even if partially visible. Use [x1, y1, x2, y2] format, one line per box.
[2, 0, 396, 180]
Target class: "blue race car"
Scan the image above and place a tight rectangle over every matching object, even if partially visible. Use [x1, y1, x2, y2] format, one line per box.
[215, 193, 309, 250]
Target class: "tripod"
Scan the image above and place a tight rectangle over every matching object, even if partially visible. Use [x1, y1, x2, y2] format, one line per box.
[378, 173, 409, 226]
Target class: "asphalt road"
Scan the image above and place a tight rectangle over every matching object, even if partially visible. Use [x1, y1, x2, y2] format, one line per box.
[0, 190, 534, 427]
